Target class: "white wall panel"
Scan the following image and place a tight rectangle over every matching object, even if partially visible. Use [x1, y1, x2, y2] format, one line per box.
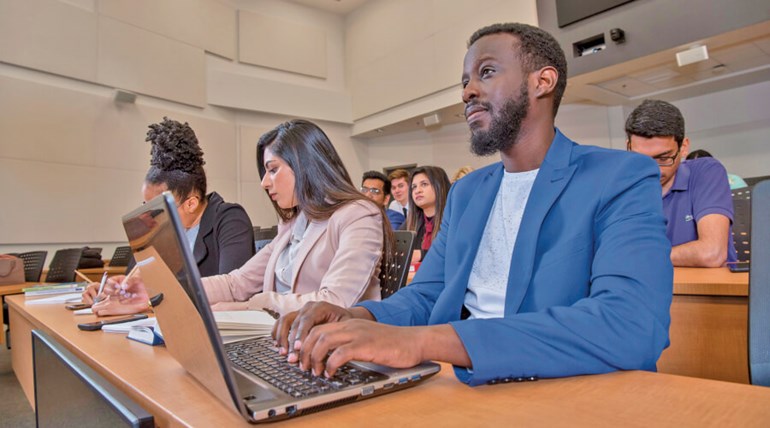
[238, 10, 327, 78]
[97, 16, 206, 107]
[0, 158, 144, 243]
[347, 0, 538, 119]
[98, 0, 236, 59]
[0, 0, 97, 81]
[207, 69, 352, 124]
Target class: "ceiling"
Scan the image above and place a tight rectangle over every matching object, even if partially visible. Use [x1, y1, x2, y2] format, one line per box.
[286, 0, 369, 15]
[356, 20, 770, 139]
[280, 4, 770, 139]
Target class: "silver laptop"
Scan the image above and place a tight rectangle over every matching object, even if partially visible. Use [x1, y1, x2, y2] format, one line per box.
[122, 192, 440, 423]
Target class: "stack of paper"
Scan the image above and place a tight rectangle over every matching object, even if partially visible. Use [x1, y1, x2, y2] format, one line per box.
[214, 310, 276, 343]
[24, 283, 87, 296]
[25, 293, 84, 305]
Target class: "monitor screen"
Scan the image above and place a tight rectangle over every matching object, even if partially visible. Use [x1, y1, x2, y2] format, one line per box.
[32, 330, 154, 428]
[555, 0, 634, 27]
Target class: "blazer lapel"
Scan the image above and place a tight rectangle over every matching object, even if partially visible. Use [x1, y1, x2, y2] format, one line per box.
[289, 218, 328, 291]
[505, 130, 577, 315]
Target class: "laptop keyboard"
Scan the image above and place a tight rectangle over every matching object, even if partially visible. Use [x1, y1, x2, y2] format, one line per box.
[225, 337, 388, 398]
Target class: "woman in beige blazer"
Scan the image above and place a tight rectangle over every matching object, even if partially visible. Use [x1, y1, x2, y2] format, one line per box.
[87, 119, 391, 317]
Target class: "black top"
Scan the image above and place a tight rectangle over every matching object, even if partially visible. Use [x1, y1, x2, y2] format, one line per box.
[125, 192, 254, 277]
[193, 192, 255, 276]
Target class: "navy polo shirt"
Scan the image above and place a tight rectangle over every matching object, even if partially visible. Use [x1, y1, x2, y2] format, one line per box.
[662, 157, 737, 262]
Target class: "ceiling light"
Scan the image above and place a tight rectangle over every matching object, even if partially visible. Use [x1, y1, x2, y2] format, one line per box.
[676, 45, 709, 67]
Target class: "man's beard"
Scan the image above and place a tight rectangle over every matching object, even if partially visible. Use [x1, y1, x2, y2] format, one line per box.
[469, 84, 529, 156]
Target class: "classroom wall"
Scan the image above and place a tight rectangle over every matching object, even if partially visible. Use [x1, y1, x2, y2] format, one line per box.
[0, 0, 364, 261]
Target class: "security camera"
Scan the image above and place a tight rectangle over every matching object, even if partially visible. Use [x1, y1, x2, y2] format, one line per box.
[609, 28, 625, 43]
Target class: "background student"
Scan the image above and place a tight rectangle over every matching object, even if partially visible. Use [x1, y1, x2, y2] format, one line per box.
[626, 100, 737, 267]
[88, 119, 391, 317]
[361, 170, 406, 229]
[402, 166, 451, 262]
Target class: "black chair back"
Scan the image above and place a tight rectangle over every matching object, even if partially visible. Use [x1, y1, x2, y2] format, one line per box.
[16, 251, 48, 282]
[45, 248, 84, 283]
[732, 186, 752, 262]
[109, 246, 133, 267]
[749, 180, 770, 386]
[380, 230, 415, 299]
[255, 225, 278, 241]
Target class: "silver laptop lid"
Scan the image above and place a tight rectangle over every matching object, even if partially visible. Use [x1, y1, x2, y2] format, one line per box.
[121, 192, 250, 418]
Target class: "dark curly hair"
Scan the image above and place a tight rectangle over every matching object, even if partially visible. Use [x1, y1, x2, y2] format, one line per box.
[625, 99, 686, 147]
[145, 117, 207, 200]
[468, 23, 568, 117]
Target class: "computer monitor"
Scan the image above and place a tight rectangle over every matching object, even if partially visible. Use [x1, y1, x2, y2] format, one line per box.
[32, 329, 154, 428]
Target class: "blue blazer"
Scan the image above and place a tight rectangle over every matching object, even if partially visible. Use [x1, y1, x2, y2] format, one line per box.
[360, 129, 673, 386]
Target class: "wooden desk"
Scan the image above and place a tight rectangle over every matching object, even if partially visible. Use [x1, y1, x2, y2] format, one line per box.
[8, 294, 770, 426]
[658, 267, 749, 384]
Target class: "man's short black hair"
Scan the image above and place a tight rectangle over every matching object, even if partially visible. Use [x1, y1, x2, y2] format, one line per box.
[625, 99, 686, 147]
[362, 170, 390, 195]
[468, 23, 567, 117]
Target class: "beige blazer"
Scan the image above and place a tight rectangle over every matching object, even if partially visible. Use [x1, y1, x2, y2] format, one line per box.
[203, 200, 383, 315]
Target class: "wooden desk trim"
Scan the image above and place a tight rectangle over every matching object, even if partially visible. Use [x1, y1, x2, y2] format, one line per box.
[8, 294, 770, 426]
[673, 267, 748, 296]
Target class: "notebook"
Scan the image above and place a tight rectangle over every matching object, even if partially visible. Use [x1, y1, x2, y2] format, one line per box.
[122, 192, 440, 423]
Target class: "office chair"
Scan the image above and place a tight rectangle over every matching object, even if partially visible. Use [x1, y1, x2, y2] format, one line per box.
[379, 230, 415, 299]
[732, 186, 752, 262]
[109, 246, 133, 267]
[14, 250, 48, 282]
[45, 248, 84, 283]
[255, 225, 278, 241]
[749, 180, 770, 386]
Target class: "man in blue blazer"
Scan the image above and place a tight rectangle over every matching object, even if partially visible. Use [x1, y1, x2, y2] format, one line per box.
[274, 23, 673, 386]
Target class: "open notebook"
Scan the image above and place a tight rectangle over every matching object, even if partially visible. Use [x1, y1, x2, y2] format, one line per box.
[123, 192, 440, 423]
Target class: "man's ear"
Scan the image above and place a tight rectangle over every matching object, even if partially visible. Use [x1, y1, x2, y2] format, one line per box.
[384, 194, 391, 207]
[533, 66, 558, 99]
[680, 137, 690, 159]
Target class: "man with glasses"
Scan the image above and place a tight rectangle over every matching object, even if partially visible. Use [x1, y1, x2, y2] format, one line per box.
[626, 99, 736, 267]
[361, 171, 406, 230]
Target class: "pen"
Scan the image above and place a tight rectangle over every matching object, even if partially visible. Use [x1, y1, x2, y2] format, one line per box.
[92, 272, 109, 304]
[74, 270, 92, 283]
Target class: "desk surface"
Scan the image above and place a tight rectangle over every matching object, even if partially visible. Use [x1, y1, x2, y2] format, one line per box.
[8, 294, 770, 426]
[673, 267, 748, 296]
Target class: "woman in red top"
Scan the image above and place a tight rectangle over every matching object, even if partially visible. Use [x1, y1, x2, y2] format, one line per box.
[403, 166, 451, 262]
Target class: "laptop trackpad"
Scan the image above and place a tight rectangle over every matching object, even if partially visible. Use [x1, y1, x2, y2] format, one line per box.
[234, 371, 277, 403]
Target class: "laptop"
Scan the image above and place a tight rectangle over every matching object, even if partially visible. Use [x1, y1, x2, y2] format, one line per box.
[122, 192, 440, 423]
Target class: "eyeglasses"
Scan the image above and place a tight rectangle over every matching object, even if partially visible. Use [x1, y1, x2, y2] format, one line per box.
[627, 144, 681, 167]
[360, 187, 382, 195]
[651, 148, 681, 167]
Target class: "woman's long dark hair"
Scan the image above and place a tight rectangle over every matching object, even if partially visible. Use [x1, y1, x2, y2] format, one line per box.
[405, 166, 451, 243]
[144, 117, 207, 200]
[256, 119, 393, 268]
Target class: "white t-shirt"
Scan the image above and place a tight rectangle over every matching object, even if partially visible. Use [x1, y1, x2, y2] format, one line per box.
[464, 168, 539, 319]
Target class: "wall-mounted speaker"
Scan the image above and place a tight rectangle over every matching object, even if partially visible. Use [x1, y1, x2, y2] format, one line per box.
[113, 89, 137, 104]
